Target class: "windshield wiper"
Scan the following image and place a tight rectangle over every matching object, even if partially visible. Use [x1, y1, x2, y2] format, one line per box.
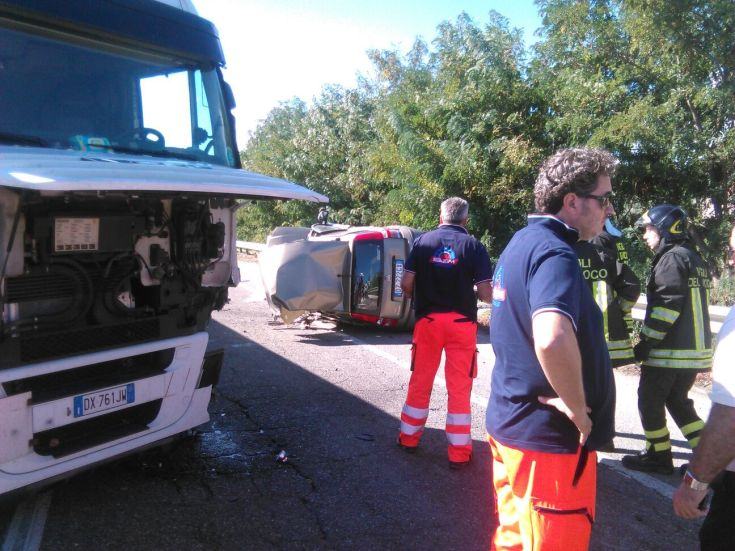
[0, 132, 48, 147]
[106, 145, 201, 162]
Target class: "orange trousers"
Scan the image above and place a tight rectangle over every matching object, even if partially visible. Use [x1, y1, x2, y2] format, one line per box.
[489, 436, 597, 551]
[398, 312, 477, 462]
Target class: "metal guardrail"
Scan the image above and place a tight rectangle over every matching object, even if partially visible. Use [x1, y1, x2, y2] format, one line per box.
[631, 295, 728, 334]
[236, 240, 265, 253]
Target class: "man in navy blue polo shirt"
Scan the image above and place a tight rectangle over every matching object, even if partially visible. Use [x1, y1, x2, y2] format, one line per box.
[488, 148, 617, 550]
[397, 197, 493, 468]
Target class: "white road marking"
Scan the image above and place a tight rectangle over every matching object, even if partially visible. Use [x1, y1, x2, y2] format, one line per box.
[1, 492, 52, 551]
[349, 334, 680, 501]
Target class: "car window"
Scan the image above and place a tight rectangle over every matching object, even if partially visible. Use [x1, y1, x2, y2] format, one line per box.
[352, 240, 382, 314]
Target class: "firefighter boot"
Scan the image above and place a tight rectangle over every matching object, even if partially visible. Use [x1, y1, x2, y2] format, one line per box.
[621, 449, 674, 475]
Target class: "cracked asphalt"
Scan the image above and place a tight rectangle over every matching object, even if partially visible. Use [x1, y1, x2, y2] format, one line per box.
[1, 260, 703, 550]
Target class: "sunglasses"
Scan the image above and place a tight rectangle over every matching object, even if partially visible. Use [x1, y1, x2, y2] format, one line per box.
[578, 191, 615, 208]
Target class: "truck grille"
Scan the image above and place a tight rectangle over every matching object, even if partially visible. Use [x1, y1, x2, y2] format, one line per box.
[19, 318, 161, 363]
[6, 271, 79, 302]
[3, 348, 174, 403]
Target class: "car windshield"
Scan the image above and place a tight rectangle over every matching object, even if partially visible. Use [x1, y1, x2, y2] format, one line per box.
[0, 25, 237, 167]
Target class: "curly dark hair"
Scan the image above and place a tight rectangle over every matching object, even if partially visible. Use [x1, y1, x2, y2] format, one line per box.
[534, 148, 618, 214]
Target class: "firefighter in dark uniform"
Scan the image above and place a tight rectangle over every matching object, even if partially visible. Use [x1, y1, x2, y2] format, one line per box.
[575, 224, 641, 367]
[622, 205, 713, 474]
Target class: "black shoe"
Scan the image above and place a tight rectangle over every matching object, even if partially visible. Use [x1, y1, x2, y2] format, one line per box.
[449, 458, 471, 470]
[396, 438, 417, 454]
[621, 450, 674, 475]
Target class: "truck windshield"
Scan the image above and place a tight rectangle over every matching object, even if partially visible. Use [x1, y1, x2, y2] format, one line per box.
[0, 25, 237, 167]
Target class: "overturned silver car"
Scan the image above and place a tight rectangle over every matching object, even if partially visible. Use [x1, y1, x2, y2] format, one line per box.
[259, 224, 422, 329]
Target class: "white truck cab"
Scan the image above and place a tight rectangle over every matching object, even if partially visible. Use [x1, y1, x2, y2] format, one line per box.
[0, 0, 326, 495]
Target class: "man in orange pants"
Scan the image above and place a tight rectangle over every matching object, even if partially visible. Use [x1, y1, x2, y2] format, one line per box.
[489, 439, 597, 550]
[397, 197, 492, 468]
[487, 148, 618, 549]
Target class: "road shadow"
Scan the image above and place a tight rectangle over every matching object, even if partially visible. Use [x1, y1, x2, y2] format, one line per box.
[39, 319, 495, 551]
[294, 332, 358, 347]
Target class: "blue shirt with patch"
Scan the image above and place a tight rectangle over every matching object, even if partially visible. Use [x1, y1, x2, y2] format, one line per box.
[405, 224, 492, 322]
[487, 215, 615, 453]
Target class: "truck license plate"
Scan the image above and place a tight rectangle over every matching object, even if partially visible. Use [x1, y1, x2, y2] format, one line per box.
[392, 259, 404, 299]
[73, 383, 135, 418]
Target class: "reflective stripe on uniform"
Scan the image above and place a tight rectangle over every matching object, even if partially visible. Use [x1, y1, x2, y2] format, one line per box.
[446, 412, 471, 447]
[691, 288, 705, 351]
[400, 421, 423, 435]
[607, 338, 632, 351]
[680, 419, 705, 436]
[641, 325, 666, 340]
[652, 441, 672, 452]
[680, 419, 704, 448]
[648, 348, 713, 359]
[644, 427, 670, 439]
[446, 432, 472, 446]
[402, 404, 429, 419]
[593, 281, 609, 340]
[651, 306, 680, 324]
[609, 348, 634, 360]
[400, 404, 429, 435]
[643, 357, 713, 369]
[446, 413, 471, 425]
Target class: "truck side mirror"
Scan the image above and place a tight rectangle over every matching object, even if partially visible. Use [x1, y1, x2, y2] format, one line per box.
[223, 81, 236, 110]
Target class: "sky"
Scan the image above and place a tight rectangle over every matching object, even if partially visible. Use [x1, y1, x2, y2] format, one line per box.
[193, 0, 543, 147]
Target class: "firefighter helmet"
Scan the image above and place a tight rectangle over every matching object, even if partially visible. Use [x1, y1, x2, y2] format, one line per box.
[635, 204, 688, 241]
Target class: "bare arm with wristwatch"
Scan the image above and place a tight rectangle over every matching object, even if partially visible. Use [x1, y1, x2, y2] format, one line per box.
[673, 403, 735, 519]
[673, 226, 735, 521]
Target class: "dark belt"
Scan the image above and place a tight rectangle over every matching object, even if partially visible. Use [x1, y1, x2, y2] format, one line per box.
[423, 314, 475, 323]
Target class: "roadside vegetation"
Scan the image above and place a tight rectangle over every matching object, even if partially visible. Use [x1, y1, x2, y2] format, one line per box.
[238, 0, 735, 298]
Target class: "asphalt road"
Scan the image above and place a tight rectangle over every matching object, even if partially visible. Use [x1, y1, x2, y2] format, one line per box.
[0, 260, 705, 550]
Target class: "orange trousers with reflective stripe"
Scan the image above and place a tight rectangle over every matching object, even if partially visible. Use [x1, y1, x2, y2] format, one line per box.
[398, 312, 477, 462]
[489, 436, 596, 551]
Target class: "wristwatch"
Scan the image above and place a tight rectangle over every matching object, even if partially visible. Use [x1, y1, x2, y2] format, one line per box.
[684, 469, 709, 491]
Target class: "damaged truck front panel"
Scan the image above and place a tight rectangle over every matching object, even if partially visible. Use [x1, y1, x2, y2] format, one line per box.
[0, 0, 326, 495]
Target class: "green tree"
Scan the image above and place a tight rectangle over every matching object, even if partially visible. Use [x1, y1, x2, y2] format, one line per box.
[239, 3, 735, 274]
[533, 0, 735, 272]
[240, 13, 546, 258]
[240, 86, 382, 239]
[360, 13, 545, 254]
